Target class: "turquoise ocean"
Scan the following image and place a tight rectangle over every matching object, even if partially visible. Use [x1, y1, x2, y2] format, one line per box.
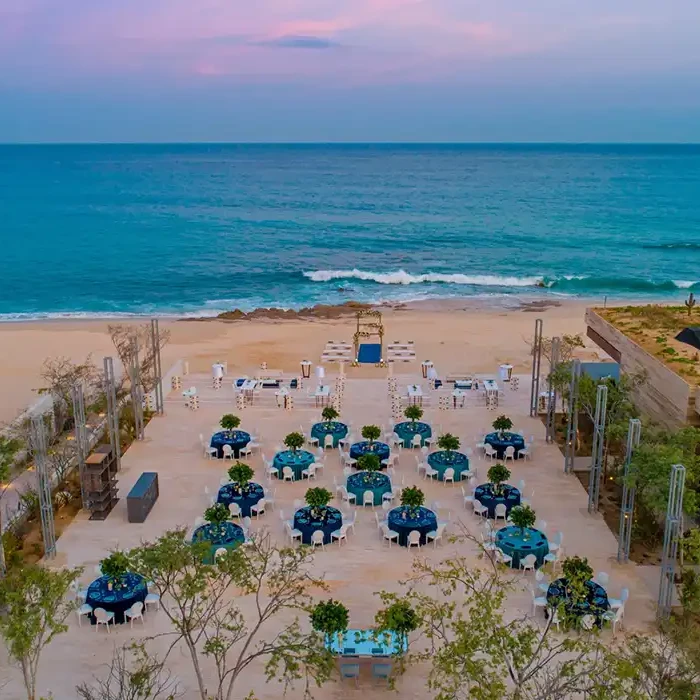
[1, 143, 699, 320]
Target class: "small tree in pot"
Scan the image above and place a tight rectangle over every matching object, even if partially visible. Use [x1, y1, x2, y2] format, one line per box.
[492, 415, 513, 437]
[310, 599, 349, 646]
[561, 555, 594, 607]
[400, 486, 425, 518]
[220, 414, 240, 435]
[509, 504, 536, 535]
[404, 404, 423, 427]
[375, 599, 419, 651]
[487, 463, 511, 496]
[305, 487, 334, 521]
[204, 503, 230, 526]
[437, 433, 460, 462]
[100, 551, 129, 589]
[227, 462, 254, 493]
[357, 453, 381, 472]
[284, 431, 305, 453]
[361, 425, 381, 448]
[321, 406, 339, 423]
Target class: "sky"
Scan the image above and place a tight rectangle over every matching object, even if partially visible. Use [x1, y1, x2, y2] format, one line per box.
[1, 0, 700, 142]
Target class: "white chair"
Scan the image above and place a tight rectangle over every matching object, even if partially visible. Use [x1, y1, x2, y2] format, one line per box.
[382, 452, 399, 468]
[415, 456, 427, 476]
[76, 603, 93, 626]
[480, 531, 498, 555]
[144, 592, 161, 611]
[580, 614, 596, 632]
[424, 435, 435, 448]
[520, 554, 537, 573]
[262, 487, 276, 510]
[473, 499, 488, 519]
[407, 530, 422, 549]
[602, 606, 624, 636]
[494, 503, 508, 522]
[516, 479, 526, 492]
[521, 489, 535, 507]
[388, 433, 401, 448]
[301, 464, 317, 480]
[282, 466, 295, 482]
[324, 434, 334, 449]
[549, 531, 563, 553]
[310, 530, 325, 550]
[203, 441, 218, 459]
[375, 512, 388, 531]
[535, 519, 547, 533]
[222, 444, 234, 460]
[495, 548, 513, 567]
[442, 467, 455, 485]
[426, 523, 446, 548]
[411, 434, 422, 449]
[543, 548, 561, 574]
[363, 490, 375, 508]
[344, 512, 357, 534]
[240, 516, 252, 535]
[264, 458, 279, 480]
[382, 526, 399, 547]
[93, 607, 114, 633]
[250, 498, 266, 518]
[518, 444, 531, 460]
[125, 601, 145, 628]
[461, 485, 475, 509]
[228, 502, 242, 520]
[504, 446, 515, 462]
[423, 464, 439, 481]
[238, 444, 253, 460]
[306, 430, 319, 447]
[285, 521, 302, 544]
[215, 547, 228, 560]
[331, 524, 349, 546]
[609, 588, 629, 611]
[595, 571, 610, 588]
[548, 606, 562, 632]
[382, 488, 395, 504]
[484, 444, 497, 461]
[339, 486, 356, 505]
[535, 569, 550, 594]
[530, 588, 548, 616]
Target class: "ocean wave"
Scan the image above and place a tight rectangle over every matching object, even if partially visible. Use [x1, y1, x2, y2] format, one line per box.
[303, 269, 543, 287]
[642, 243, 700, 251]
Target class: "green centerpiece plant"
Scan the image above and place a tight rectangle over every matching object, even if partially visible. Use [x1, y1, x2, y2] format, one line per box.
[404, 404, 423, 428]
[509, 504, 536, 536]
[375, 600, 419, 650]
[305, 487, 334, 521]
[400, 486, 425, 518]
[437, 433, 460, 462]
[492, 415, 513, 437]
[361, 425, 381, 448]
[356, 453, 383, 485]
[487, 463, 511, 496]
[321, 406, 339, 423]
[220, 414, 241, 435]
[227, 462, 254, 494]
[284, 431, 305, 453]
[100, 551, 129, 590]
[310, 599, 349, 646]
[204, 503, 230, 535]
[561, 555, 594, 607]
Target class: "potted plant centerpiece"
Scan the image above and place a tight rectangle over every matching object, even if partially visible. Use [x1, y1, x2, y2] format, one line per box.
[404, 404, 424, 432]
[321, 406, 339, 426]
[357, 453, 383, 485]
[492, 415, 513, 438]
[509, 504, 536, 538]
[375, 600, 419, 651]
[361, 425, 381, 450]
[400, 486, 425, 519]
[305, 487, 334, 522]
[204, 503, 231, 537]
[487, 463, 511, 497]
[561, 555, 594, 606]
[437, 433, 460, 463]
[220, 414, 241, 436]
[310, 599, 349, 647]
[284, 431, 305, 454]
[227, 462, 255, 495]
[100, 551, 129, 591]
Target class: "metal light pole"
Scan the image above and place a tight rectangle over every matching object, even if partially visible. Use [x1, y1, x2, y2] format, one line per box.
[529, 319, 543, 417]
[545, 337, 560, 444]
[587, 384, 608, 514]
[71, 383, 89, 508]
[617, 418, 642, 563]
[564, 359, 581, 474]
[129, 336, 145, 441]
[31, 415, 56, 559]
[103, 356, 121, 471]
[150, 319, 164, 415]
[658, 464, 686, 620]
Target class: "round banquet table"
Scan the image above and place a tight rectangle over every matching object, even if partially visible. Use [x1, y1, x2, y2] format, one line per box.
[387, 506, 438, 547]
[273, 449, 315, 481]
[546, 578, 610, 626]
[393, 421, 432, 448]
[473, 483, 521, 519]
[86, 572, 148, 625]
[192, 521, 245, 564]
[210, 430, 251, 459]
[293, 506, 343, 545]
[495, 526, 549, 569]
[347, 471, 392, 506]
[349, 441, 390, 464]
[217, 481, 264, 517]
[310, 421, 348, 449]
[427, 451, 470, 481]
[484, 431, 525, 459]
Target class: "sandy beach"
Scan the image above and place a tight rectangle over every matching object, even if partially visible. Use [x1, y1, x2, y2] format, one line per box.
[0, 298, 600, 425]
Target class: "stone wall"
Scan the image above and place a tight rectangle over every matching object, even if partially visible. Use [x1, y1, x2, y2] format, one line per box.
[585, 309, 699, 428]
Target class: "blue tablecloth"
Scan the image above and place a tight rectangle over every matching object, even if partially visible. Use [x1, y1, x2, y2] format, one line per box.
[394, 421, 432, 448]
[484, 432, 525, 459]
[273, 450, 314, 480]
[349, 441, 390, 464]
[311, 421, 348, 448]
[387, 506, 437, 547]
[86, 573, 147, 624]
[217, 481, 264, 517]
[495, 526, 549, 569]
[427, 451, 470, 481]
[293, 506, 342, 545]
[473, 483, 521, 519]
[547, 578, 610, 625]
[347, 471, 392, 506]
[210, 430, 251, 459]
[326, 629, 407, 656]
[192, 522, 245, 564]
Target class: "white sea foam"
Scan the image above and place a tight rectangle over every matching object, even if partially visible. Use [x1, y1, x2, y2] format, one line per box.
[672, 280, 698, 289]
[303, 269, 545, 287]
